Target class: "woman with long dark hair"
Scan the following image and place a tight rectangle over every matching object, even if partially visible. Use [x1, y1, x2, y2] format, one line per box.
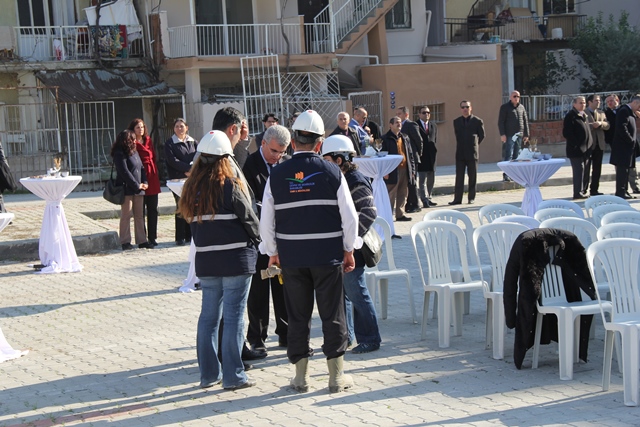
[111, 129, 151, 250]
[178, 130, 260, 390]
[128, 118, 161, 246]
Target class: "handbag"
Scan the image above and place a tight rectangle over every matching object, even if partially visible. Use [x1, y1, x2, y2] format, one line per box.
[102, 163, 125, 205]
[361, 226, 383, 268]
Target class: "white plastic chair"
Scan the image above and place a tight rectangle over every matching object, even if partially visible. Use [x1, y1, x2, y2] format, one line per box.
[364, 217, 417, 324]
[587, 239, 640, 406]
[598, 223, 640, 241]
[585, 195, 630, 219]
[411, 220, 486, 348]
[538, 199, 584, 218]
[600, 210, 640, 227]
[423, 209, 492, 315]
[534, 207, 581, 222]
[532, 245, 612, 380]
[473, 222, 529, 359]
[539, 217, 598, 248]
[592, 204, 636, 228]
[492, 215, 540, 229]
[478, 203, 525, 225]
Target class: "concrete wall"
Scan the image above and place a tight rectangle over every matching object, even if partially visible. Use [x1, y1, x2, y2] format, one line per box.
[387, 0, 430, 64]
[0, 0, 16, 26]
[360, 48, 504, 166]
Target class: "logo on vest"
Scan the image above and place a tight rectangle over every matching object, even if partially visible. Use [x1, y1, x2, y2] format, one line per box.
[285, 171, 323, 193]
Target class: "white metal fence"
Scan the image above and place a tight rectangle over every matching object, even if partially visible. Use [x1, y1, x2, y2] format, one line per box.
[348, 91, 383, 129]
[314, 0, 383, 46]
[168, 23, 332, 58]
[241, 55, 284, 136]
[14, 25, 144, 61]
[281, 71, 342, 132]
[505, 91, 634, 121]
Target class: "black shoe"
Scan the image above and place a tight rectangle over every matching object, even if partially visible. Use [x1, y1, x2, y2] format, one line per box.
[428, 199, 438, 206]
[175, 239, 185, 246]
[633, 190, 640, 194]
[138, 242, 153, 249]
[590, 191, 603, 196]
[243, 363, 253, 371]
[148, 239, 158, 247]
[396, 216, 412, 222]
[406, 207, 422, 213]
[242, 346, 267, 361]
[468, 199, 475, 204]
[391, 234, 402, 239]
[573, 194, 588, 200]
[448, 201, 462, 205]
[503, 174, 512, 182]
[623, 194, 636, 200]
[194, 282, 201, 290]
[224, 378, 257, 391]
[251, 342, 267, 352]
[121, 243, 134, 251]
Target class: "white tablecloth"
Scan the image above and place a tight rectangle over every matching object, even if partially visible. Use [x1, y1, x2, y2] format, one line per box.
[167, 180, 198, 292]
[0, 212, 14, 233]
[498, 158, 566, 216]
[353, 155, 403, 236]
[0, 213, 29, 362]
[19, 176, 83, 274]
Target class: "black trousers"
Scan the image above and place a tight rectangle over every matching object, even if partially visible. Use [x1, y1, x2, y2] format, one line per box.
[406, 180, 419, 209]
[453, 158, 477, 202]
[172, 192, 191, 242]
[581, 150, 593, 194]
[615, 165, 630, 198]
[246, 253, 288, 348]
[589, 146, 604, 193]
[143, 194, 158, 241]
[282, 265, 347, 364]
[569, 156, 588, 197]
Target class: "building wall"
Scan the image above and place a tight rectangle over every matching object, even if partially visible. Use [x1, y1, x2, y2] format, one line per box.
[387, 0, 430, 64]
[0, 0, 16, 26]
[360, 48, 504, 166]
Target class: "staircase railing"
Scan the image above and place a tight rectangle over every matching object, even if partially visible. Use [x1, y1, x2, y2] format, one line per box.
[314, 0, 383, 48]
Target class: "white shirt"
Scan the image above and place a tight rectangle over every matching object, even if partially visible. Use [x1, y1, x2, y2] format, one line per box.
[259, 151, 360, 257]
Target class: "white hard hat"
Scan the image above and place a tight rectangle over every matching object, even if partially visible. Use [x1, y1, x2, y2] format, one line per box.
[321, 135, 356, 157]
[197, 130, 233, 156]
[292, 110, 325, 136]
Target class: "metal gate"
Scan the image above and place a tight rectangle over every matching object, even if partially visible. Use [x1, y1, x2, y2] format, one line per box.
[348, 91, 383, 128]
[60, 101, 116, 190]
[281, 71, 342, 130]
[241, 55, 284, 136]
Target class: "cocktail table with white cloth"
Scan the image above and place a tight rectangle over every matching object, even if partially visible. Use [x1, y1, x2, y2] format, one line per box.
[497, 158, 566, 217]
[166, 179, 199, 293]
[0, 212, 29, 362]
[19, 176, 83, 273]
[353, 154, 403, 237]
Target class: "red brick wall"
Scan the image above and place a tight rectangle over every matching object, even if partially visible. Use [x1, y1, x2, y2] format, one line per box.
[529, 121, 565, 145]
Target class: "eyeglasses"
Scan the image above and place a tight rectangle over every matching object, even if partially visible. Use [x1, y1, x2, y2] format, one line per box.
[512, 95, 520, 98]
[420, 111, 430, 114]
[268, 147, 287, 157]
[461, 106, 470, 109]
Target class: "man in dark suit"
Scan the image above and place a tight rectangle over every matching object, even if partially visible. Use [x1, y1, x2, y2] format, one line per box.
[610, 94, 640, 199]
[381, 116, 414, 224]
[396, 106, 423, 213]
[242, 124, 291, 352]
[329, 112, 362, 156]
[253, 113, 279, 151]
[416, 106, 438, 207]
[585, 94, 609, 196]
[563, 96, 593, 200]
[450, 100, 485, 205]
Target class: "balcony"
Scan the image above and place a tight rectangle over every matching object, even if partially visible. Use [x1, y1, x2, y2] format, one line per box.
[167, 23, 333, 58]
[13, 25, 145, 62]
[444, 14, 586, 43]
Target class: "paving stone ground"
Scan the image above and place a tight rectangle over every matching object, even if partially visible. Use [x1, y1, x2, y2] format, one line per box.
[1, 157, 640, 426]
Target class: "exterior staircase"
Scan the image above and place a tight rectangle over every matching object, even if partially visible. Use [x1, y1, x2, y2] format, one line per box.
[314, 0, 399, 55]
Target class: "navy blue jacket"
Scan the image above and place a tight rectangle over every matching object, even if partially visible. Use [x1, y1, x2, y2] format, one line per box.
[113, 148, 147, 195]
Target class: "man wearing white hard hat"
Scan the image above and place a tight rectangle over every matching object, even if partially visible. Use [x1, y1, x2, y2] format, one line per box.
[321, 135, 381, 355]
[260, 110, 359, 393]
[178, 130, 260, 391]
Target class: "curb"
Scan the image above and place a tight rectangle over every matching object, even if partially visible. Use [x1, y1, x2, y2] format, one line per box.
[0, 231, 119, 262]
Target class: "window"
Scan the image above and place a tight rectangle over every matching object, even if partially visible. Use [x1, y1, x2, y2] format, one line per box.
[412, 102, 445, 124]
[385, 0, 411, 30]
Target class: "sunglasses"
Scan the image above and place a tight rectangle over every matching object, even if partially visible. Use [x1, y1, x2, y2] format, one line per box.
[461, 106, 470, 109]
[420, 111, 430, 114]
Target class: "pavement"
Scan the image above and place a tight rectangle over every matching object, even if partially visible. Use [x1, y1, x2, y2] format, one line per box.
[1, 155, 640, 426]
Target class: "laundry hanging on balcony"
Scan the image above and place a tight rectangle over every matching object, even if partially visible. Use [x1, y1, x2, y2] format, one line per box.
[83, 0, 142, 43]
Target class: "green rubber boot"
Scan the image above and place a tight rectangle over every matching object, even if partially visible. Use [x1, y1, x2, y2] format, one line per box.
[327, 356, 353, 393]
[290, 358, 310, 393]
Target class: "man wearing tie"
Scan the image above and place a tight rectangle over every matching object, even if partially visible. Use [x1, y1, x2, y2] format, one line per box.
[242, 125, 291, 352]
[416, 106, 438, 207]
[584, 95, 609, 196]
[610, 94, 640, 199]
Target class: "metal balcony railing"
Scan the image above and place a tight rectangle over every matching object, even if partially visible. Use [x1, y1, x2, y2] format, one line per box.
[14, 25, 145, 62]
[167, 23, 333, 58]
[445, 14, 585, 43]
[314, 0, 383, 48]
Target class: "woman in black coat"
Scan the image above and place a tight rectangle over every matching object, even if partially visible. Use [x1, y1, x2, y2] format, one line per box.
[111, 130, 150, 250]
